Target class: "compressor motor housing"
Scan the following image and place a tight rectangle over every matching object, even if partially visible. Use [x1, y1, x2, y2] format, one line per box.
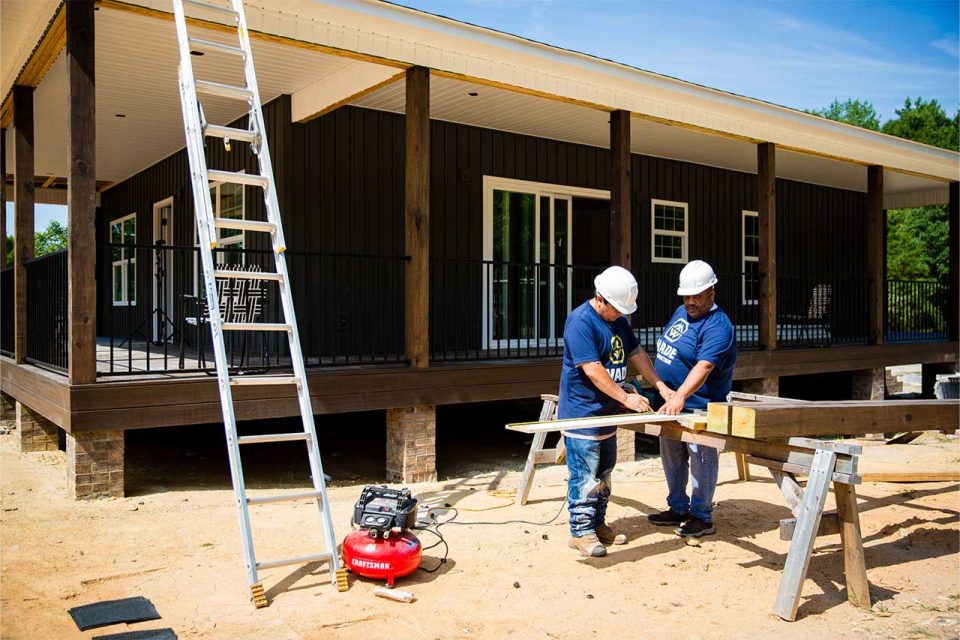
[352, 485, 418, 537]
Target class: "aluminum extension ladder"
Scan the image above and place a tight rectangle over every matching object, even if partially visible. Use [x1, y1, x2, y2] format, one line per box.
[171, 0, 346, 607]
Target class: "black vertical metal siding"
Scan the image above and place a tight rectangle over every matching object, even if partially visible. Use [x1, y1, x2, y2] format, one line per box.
[97, 102, 868, 355]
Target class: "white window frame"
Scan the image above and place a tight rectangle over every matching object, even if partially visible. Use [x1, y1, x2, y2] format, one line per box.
[110, 213, 137, 307]
[482, 176, 609, 349]
[742, 210, 759, 306]
[193, 179, 246, 295]
[650, 199, 688, 265]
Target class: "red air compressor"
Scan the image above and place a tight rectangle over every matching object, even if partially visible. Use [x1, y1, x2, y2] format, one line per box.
[341, 486, 422, 587]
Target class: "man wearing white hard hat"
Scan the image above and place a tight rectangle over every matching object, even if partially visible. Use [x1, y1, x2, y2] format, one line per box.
[559, 265, 673, 558]
[648, 260, 737, 538]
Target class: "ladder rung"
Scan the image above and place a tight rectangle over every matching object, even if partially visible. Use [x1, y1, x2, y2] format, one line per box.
[212, 219, 277, 233]
[248, 490, 324, 505]
[204, 124, 257, 144]
[189, 36, 245, 57]
[238, 432, 310, 445]
[208, 169, 269, 188]
[255, 552, 334, 571]
[215, 270, 283, 281]
[222, 322, 291, 332]
[195, 79, 253, 102]
[230, 376, 300, 387]
[230, 375, 299, 387]
[183, 0, 238, 17]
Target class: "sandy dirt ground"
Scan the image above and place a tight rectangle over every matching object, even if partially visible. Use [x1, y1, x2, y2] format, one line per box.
[1, 420, 958, 640]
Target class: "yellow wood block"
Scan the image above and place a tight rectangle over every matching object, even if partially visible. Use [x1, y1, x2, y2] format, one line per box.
[706, 403, 731, 434]
[730, 406, 757, 439]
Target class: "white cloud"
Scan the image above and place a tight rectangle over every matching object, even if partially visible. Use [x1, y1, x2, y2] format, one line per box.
[932, 35, 960, 58]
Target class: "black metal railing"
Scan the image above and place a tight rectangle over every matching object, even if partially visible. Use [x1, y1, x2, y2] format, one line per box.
[886, 279, 950, 343]
[429, 261, 761, 361]
[25, 250, 68, 371]
[98, 244, 407, 375]
[0, 267, 13, 357]
[776, 276, 869, 348]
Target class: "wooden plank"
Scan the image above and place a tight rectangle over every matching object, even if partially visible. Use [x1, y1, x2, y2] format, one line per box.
[860, 472, 960, 483]
[0, 360, 71, 428]
[866, 165, 884, 345]
[66, 0, 97, 385]
[788, 437, 861, 456]
[506, 412, 703, 433]
[757, 142, 777, 351]
[779, 512, 840, 540]
[730, 400, 959, 439]
[610, 109, 631, 268]
[517, 396, 557, 505]
[735, 452, 751, 481]
[13, 85, 34, 364]
[404, 66, 429, 368]
[884, 431, 922, 445]
[747, 455, 859, 485]
[834, 482, 871, 609]
[772, 470, 804, 517]
[773, 449, 836, 621]
[728, 391, 810, 404]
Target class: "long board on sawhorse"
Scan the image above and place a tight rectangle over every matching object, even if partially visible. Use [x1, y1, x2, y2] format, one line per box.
[505, 414, 869, 621]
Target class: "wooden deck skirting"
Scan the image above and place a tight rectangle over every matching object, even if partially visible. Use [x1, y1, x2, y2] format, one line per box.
[1, 341, 956, 433]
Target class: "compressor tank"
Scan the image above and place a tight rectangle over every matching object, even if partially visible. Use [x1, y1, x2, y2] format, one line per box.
[341, 530, 422, 587]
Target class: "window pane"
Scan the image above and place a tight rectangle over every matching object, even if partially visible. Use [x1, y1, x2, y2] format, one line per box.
[128, 259, 136, 304]
[744, 260, 759, 303]
[654, 234, 682, 260]
[744, 215, 759, 258]
[654, 204, 685, 232]
[123, 217, 136, 244]
[219, 183, 244, 239]
[111, 223, 121, 261]
[492, 189, 536, 341]
[113, 264, 123, 302]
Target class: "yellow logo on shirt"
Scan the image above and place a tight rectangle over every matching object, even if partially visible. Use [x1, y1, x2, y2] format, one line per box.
[609, 335, 625, 365]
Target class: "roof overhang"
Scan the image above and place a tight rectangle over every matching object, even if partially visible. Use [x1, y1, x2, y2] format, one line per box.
[1, 0, 956, 207]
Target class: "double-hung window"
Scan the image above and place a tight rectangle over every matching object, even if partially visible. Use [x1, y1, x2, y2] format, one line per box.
[742, 210, 759, 305]
[110, 213, 137, 306]
[651, 199, 688, 264]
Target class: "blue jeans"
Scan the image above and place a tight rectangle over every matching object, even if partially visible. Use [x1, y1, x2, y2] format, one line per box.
[565, 435, 617, 537]
[659, 436, 719, 523]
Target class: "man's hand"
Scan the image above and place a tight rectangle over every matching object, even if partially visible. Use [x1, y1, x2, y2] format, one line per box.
[622, 392, 651, 413]
[658, 394, 685, 416]
[655, 381, 676, 403]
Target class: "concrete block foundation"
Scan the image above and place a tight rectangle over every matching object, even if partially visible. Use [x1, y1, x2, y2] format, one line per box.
[386, 404, 437, 483]
[16, 402, 59, 453]
[67, 430, 124, 499]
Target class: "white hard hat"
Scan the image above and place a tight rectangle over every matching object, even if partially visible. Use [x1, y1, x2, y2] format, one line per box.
[677, 260, 718, 296]
[594, 266, 638, 315]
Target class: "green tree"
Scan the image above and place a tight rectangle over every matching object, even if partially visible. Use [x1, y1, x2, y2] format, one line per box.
[881, 97, 959, 151]
[808, 98, 880, 131]
[35, 220, 67, 257]
[4, 235, 11, 267]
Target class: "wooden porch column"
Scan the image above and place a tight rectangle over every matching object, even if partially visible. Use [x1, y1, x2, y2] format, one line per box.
[1, 127, 7, 268]
[404, 66, 429, 368]
[757, 142, 777, 351]
[610, 110, 631, 269]
[949, 181, 958, 342]
[866, 166, 884, 345]
[66, 0, 97, 384]
[13, 86, 35, 364]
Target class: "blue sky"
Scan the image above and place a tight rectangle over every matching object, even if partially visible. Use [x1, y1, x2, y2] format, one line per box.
[395, 0, 959, 120]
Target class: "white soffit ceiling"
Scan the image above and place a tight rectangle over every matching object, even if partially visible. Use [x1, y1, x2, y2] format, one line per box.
[8, 6, 359, 183]
[0, 0, 60, 97]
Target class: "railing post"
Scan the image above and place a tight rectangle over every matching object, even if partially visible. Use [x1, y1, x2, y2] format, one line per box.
[13, 85, 34, 365]
[757, 142, 777, 351]
[950, 181, 958, 343]
[67, 0, 97, 384]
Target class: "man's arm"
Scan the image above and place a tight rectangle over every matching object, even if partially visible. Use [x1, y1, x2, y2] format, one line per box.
[658, 360, 715, 416]
[627, 348, 675, 402]
[580, 361, 651, 413]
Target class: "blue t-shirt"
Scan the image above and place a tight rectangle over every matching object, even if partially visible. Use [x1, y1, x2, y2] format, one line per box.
[653, 304, 737, 410]
[558, 300, 641, 438]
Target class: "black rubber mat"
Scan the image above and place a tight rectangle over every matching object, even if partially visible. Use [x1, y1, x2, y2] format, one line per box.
[93, 629, 177, 640]
[68, 596, 161, 631]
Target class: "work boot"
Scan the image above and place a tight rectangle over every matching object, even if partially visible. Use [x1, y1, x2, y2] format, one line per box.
[568, 533, 607, 557]
[647, 509, 689, 526]
[676, 516, 716, 538]
[595, 524, 627, 545]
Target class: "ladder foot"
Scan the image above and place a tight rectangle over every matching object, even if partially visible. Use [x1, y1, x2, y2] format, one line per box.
[336, 568, 349, 592]
[251, 582, 268, 608]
